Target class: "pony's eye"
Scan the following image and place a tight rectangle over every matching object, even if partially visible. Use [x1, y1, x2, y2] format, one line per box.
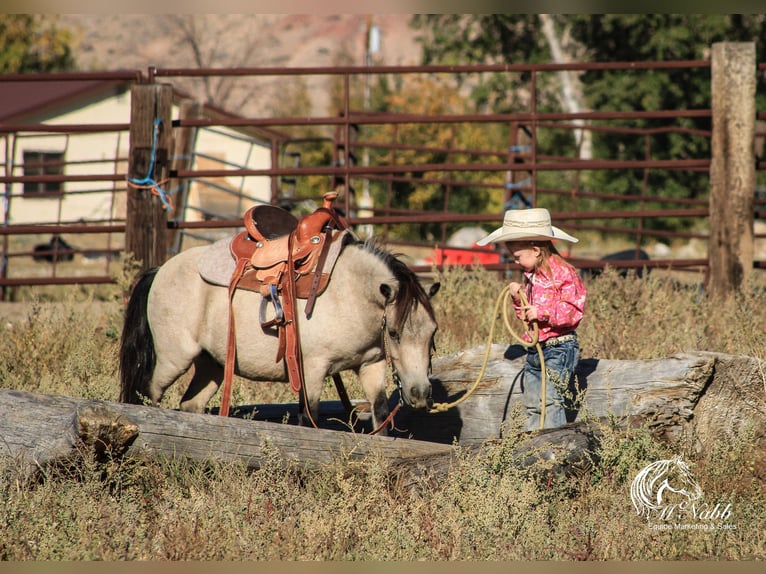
[388, 330, 400, 344]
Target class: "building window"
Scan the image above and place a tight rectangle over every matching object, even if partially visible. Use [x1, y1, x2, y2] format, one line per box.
[23, 150, 65, 196]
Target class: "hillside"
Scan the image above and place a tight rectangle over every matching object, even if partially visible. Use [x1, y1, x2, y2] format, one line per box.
[56, 14, 422, 116]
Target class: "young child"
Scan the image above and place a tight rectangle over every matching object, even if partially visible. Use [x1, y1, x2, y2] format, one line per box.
[477, 208, 587, 431]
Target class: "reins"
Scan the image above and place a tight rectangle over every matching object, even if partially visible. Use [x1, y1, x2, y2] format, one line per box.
[428, 284, 549, 430]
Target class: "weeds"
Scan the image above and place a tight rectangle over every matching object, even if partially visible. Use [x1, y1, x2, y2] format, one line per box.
[1, 266, 765, 559]
[1, 417, 764, 559]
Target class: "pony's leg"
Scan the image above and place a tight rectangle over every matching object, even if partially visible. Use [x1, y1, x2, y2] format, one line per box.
[148, 350, 197, 406]
[179, 352, 223, 413]
[358, 360, 391, 436]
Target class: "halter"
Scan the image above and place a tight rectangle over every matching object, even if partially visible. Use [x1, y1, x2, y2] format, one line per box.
[380, 309, 404, 398]
[372, 306, 404, 433]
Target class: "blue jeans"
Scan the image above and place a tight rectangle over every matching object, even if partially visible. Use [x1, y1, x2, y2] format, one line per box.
[522, 334, 579, 431]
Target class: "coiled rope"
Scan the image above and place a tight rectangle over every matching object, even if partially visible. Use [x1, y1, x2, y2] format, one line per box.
[428, 284, 548, 430]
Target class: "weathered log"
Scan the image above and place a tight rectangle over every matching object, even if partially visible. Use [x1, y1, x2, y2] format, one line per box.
[391, 346, 765, 449]
[0, 388, 454, 479]
[2, 349, 763, 483]
[0, 386, 605, 490]
[691, 352, 766, 448]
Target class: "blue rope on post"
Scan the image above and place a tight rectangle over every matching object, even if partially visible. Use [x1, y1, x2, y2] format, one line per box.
[127, 118, 173, 211]
[509, 145, 531, 153]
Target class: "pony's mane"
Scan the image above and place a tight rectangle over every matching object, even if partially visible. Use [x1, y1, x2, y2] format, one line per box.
[357, 238, 435, 329]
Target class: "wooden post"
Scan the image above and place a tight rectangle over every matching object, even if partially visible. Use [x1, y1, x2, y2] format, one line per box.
[709, 42, 756, 297]
[167, 99, 202, 255]
[126, 83, 173, 273]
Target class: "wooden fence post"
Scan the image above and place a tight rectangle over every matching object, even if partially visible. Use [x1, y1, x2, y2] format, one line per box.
[126, 83, 173, 273]
[709, 42, 756, 297]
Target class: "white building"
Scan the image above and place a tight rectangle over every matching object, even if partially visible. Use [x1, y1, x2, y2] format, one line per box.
[0, 79, 278, 230]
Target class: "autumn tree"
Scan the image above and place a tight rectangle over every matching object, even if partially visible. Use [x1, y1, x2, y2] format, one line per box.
[0, 15, 75, 72]
[412, 14, 766, 234]
[365, 74, 506, 242]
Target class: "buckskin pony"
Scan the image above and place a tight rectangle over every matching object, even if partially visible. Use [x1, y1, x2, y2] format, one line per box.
[119, 195, 439, 434]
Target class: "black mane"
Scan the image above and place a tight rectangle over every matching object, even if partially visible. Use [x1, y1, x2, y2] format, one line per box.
[358, 238, 435, 329]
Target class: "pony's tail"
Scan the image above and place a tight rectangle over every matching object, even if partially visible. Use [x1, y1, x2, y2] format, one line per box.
[119, 268, 159, 404]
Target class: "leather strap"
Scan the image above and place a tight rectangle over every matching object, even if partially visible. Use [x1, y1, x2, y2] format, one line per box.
[282, 232, 305, 396]
[221, 256, 250, 417]
[305, 226, 334, 318]
[304, 204, 349, 317]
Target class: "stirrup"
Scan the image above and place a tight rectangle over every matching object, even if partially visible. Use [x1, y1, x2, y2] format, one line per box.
[259, 283, 284, 328]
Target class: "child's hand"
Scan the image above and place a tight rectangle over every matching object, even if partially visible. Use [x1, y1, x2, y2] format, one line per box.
[522, 304, 539, 322]
[509, 281, 522, 299]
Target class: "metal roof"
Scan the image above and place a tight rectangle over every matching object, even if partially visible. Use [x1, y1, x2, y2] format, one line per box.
[0, 76, 285, 143]
[0, 79, 130, 123]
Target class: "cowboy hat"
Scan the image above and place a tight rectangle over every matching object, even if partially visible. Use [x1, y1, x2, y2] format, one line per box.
[476, 208, 578, 245]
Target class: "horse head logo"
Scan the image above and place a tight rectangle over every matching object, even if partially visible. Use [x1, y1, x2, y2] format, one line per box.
[630, 455, 703, 520]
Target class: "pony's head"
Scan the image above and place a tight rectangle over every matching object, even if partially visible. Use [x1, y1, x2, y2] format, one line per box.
[370, 243, 439, 410]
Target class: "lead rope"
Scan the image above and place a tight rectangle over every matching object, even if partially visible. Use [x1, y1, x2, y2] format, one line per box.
[428, 284, 548, 430]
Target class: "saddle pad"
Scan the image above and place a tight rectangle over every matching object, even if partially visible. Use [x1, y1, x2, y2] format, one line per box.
[198, 237, 238, 287]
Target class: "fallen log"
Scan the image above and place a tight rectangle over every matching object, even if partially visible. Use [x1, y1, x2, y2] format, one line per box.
[0, 388, 455, 479]
[2, 348, 763, 484]
[0, 386, 605, 490]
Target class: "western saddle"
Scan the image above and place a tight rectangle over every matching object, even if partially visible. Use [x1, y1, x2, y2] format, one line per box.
[220, 191, 352, 417]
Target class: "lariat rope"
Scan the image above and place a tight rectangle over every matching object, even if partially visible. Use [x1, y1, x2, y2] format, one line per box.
[428, 284, 548, 430]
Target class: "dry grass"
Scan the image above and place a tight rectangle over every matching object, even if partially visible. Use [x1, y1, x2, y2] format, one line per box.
[1, 263, 765, 560]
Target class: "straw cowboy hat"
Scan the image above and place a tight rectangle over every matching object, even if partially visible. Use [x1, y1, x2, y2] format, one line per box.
[476, 208, 578, 246]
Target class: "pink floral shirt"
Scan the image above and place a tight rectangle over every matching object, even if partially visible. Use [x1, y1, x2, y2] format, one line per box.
[514, 255, 587, 343]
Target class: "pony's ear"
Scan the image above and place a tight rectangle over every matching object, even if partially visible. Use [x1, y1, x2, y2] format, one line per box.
[428, 282, 441, 298]
[379, 283, 396, 304]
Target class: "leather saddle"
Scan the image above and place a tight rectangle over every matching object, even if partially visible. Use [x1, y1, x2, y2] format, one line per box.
[220, 192, 352, 417]
[230, 202, 340, 303]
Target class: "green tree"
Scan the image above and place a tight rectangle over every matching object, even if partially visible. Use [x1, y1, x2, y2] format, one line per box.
[413, 15, 555, 114]
[568, 15, 766, 232]
[412, 14, 766, 234]
[411, 15, 583, 218]
[0, 15, 75, 72]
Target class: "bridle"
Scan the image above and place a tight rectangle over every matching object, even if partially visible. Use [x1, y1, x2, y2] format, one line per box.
[372, 306, 404, 434]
